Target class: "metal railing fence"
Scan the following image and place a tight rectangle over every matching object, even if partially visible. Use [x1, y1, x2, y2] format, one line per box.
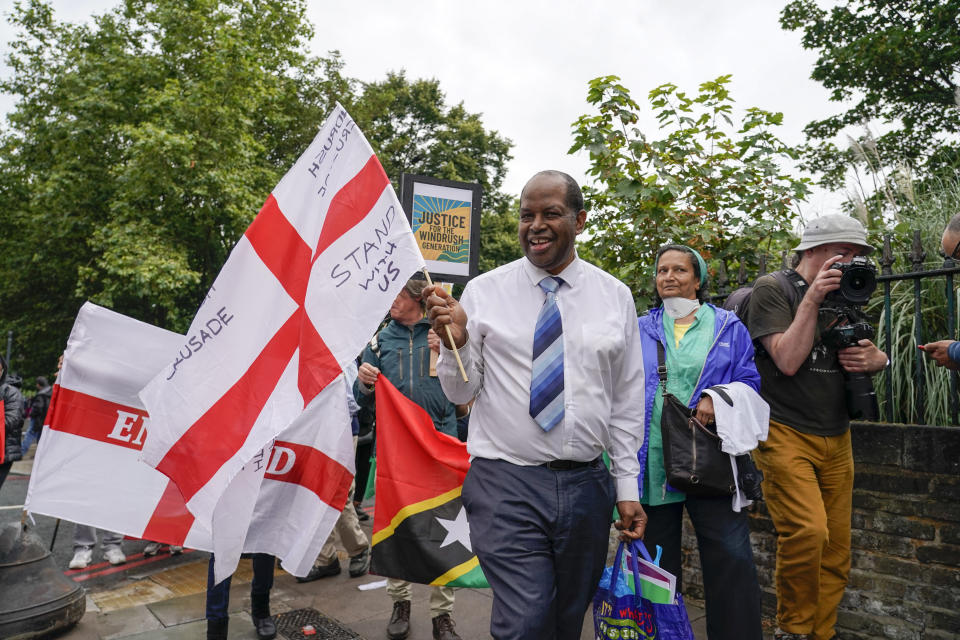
[709, 231, 959, 425]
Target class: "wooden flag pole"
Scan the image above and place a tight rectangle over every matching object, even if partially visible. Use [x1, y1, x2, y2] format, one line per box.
[421, 268, 468, 382]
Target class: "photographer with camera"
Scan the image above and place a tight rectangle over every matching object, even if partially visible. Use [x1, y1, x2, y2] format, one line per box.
[746, 215, 887, 640]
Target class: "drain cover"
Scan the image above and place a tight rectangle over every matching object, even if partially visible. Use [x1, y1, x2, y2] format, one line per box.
[274, 608, 364, 639]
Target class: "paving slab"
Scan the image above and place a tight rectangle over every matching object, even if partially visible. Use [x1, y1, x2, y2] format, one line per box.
[57, 608, 106, 640]
[337, 582, 494, 640]
[139, 557, 214, 597]
[92, 580, 177, 614]
[93, 604, 164, 640]
[108, 612, 248, 640]
[146, 591, 206, 628]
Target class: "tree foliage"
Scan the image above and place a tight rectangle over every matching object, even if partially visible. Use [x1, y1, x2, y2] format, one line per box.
[570, 75, 810, 309]
[0, 0, 515, 377]
[352, 72, 515, 216]
[348, 72, 521, 275]
[781, 0, 960, 190]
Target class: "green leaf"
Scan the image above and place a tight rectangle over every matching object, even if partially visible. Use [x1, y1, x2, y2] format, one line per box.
[569, 74, 807, 302]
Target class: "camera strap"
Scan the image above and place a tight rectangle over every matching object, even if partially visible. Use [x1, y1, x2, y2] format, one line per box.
[780, 269, 808, 308]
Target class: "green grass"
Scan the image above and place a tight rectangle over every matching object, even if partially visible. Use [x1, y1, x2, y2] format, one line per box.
[867, 178, 960, 426]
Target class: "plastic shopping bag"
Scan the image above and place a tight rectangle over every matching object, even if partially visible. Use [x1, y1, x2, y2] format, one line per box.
[593, 540, 695, 640]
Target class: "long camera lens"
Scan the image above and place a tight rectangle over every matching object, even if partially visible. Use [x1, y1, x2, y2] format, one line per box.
[845, 371, 879, 420]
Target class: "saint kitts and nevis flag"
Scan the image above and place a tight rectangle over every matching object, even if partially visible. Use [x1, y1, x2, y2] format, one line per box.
[25, 103, 426, 583]
[370, 377, 488, 588]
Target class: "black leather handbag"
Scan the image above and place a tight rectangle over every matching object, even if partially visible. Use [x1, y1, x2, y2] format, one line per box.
[656, 341, 736, 497]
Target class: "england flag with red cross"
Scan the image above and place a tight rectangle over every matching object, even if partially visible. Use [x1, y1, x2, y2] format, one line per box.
[139, 103, 425, 581]
[26, 302, 356, 579]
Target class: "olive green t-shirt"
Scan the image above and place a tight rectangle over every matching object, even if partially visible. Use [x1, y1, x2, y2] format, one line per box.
[745, 274, 849, 436]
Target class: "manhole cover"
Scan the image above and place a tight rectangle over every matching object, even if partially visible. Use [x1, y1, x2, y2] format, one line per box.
[274, 608, 365, 639]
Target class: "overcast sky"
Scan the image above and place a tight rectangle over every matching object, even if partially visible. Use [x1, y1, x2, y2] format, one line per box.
[0, 0, 847, 217]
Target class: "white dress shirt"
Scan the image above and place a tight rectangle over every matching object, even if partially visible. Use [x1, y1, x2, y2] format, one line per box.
[436, 256, 645, 501]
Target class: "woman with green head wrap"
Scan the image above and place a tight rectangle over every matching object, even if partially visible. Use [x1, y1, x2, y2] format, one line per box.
[634, 244, 764, 640]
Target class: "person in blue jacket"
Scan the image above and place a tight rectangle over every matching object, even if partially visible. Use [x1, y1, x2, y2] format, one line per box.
[636, 245, 762, 640]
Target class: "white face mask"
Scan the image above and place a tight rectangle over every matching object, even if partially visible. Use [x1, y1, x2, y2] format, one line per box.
[662, 296, 701, 319]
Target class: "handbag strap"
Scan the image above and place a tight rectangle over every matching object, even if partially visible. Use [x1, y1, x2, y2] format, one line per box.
[656, 340, 668, 388]
[657, 326, 710, 407]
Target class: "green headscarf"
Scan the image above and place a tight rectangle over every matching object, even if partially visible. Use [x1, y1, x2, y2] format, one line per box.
[687, 246, 708, 287]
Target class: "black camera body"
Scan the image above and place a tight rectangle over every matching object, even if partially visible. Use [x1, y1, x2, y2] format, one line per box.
[821, 319, 875, 350]
[819, 258, 880, 420]
[825, 256, 878, 305]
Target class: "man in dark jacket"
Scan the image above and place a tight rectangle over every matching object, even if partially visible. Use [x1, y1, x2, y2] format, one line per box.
[355, 278, 460, 640]
[21, 376, 51, 455]
[0, 355, 25, 492]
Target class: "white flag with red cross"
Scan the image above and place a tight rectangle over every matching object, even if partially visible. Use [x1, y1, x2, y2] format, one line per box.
[139, 103, 425, 580]
[25, 302, 356, 578]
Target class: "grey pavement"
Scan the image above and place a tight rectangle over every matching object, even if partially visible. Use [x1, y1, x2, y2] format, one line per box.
[4, 454, 712, 639]
[51, 515, 710, 640]
[61, 567, 709, 640]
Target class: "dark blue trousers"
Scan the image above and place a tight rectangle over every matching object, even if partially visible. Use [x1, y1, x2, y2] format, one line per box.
[462, 457, 615, 640]
[642, 497, 762, 640]
[206, 553, 275, 621]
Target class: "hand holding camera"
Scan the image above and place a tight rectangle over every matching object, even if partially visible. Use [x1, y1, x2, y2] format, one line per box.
[837, 339, 888, 373]
[815, 255, 884, 419]
[805, 254, 847, 305]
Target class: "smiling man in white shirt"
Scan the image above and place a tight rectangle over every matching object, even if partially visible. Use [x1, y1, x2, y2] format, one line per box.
[425, 170, 646, 640]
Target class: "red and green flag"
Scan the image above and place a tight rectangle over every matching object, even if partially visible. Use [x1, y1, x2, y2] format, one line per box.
[370, 377, 488, 588]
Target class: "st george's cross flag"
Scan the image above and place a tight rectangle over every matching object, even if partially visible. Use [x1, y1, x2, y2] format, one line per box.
[139, 103, 425, 581]
[26, 303, 191, 546]
[370, 377, 488, 588]
[24, 302, 355, 578]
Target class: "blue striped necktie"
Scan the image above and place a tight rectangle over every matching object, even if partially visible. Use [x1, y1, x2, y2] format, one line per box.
[530, 276, 564, 431]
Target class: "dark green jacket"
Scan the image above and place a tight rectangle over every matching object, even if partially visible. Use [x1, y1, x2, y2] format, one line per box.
[354, 318, 457, 437]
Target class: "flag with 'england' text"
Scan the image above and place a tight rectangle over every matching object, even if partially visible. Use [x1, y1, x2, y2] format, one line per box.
[25, 302, 356, 578]
[139, 103, 425, 581]
[370, 377, 488, 588]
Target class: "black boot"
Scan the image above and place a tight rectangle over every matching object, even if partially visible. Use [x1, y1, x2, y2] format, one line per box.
[250, 593, 276, 640]
[207, 617, 228, 640]
[251, 614, 277, 640]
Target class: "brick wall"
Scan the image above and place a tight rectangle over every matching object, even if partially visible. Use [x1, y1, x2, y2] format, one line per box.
[680, 423, 960, 640]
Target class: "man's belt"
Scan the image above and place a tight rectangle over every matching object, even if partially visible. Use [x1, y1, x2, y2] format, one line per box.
[541, 457, 602, 471]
